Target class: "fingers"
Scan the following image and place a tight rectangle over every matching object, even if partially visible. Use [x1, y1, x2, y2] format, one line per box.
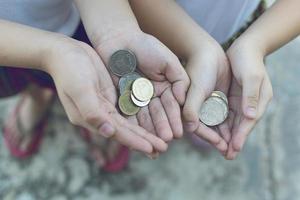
[135, 37, 190, 105]
[226, 78, 273, 160]
[120, 115, 168, 153]
[194, 123, 228, 153]
[242, 74, 263, 119]
[127, 115, 139, 125]
[228, 74, 263, 160]
[234, 79, 273, 151]
[137, 106, 156, 135]
[136, 107, 163, 158]
[164, 55, 190, 105]
[226, 117, 255, 160]
[218, 121, 232, 143]
[182, 83, 206, 132]
[149, 97, 173, 142]
[161, 87, 183, 138]
[112, 122, 153, 154]
[73, 88, 116, 138]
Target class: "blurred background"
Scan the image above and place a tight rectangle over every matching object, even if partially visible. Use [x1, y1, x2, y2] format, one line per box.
[1, 1, 300, 200]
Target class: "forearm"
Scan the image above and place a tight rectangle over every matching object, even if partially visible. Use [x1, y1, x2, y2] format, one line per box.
[237, 0, 300, 56]
[130, 0, 217, 59]
[0, 19, 61, 71]
[74, 0, 141, 46]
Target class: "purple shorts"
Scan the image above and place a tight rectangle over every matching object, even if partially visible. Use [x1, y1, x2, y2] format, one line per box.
[0, 22, 91, 97]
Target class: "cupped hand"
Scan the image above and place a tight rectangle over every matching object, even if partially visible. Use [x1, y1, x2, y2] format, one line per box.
[225, 39, 273, 159]
[44, 36, 167, 154]
[94, 30, 190, 143]
[182, 40, 231, 154]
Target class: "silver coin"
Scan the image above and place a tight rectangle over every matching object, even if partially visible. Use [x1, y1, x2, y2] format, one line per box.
[109, 50, 137, 76]
[199, 96, 229, 126]
[130, 92, 150, 107]
[211, 91, 228, 104]
[118, 72, 141, 95]
[132, 77, 154, 102]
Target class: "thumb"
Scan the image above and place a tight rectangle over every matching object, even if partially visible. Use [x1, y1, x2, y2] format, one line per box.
[242, 77, 262, 119]
[75, 89, 116, 138]
[183, 84, 207, 132]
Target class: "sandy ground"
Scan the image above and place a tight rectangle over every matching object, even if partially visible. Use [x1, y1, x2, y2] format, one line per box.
[1, 2, 300, 200]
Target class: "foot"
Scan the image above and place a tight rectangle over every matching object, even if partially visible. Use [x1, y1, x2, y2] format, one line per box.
[90, 137, 123, 166]
[5, 85, 54, 152]
[80, 129, 130, 172]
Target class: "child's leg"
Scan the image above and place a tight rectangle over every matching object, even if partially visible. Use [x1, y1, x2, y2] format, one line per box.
[1, 66, 55, 156]
[13, 85, 54, 150]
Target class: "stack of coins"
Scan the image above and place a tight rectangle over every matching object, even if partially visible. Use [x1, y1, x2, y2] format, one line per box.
[109, 50, 154, 116]
[199, 91, 229, 126]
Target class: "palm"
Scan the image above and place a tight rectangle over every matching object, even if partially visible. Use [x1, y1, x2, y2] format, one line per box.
[95, 31, 189, 141]
[50, 41, 167, 154]
[224, 78, 258, 160]
[183, 46, 232, 153]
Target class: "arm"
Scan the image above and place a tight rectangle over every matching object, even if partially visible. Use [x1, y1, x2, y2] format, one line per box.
[0, 18, 166, 155]
[0, 19, 60, 71]
[223, 0, 300, 159]
[222, 1, 300, 159]
[130, 0, 230, 153]
[74, 0, 190, 144]
[130, 0, 218, 60]
[74, 0, 141, 46]
[236, 0, 300, 56]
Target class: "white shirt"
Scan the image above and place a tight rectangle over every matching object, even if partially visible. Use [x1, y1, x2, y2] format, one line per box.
[0, 0, 80, 36]
[176, 0, 261, 43]
[0, 0, 260, 42]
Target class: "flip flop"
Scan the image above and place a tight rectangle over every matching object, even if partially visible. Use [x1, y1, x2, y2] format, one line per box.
[2, 94, 54, 159]
[80, 128, 130, 173]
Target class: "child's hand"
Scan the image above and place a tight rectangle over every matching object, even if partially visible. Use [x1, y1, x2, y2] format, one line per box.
[45, 37, 167, 154]
[225, 38, 273, 160]
[182, 40, 231, 154]
[94, 30, 190, 142]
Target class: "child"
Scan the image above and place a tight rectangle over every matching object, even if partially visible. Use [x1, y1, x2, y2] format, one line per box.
[0, 0, 190, 170]
[130, 0, 299, 159]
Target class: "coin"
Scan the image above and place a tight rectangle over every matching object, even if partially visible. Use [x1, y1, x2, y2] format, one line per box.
[132, 77, 154, 102]
[199, 96, 228, 126]
[211, 91, 228, 104]
[118, 91, 140, 116]
[118, 72, 141, 95]
[109, 50, 137, 76]
[130, 92, 150, 107]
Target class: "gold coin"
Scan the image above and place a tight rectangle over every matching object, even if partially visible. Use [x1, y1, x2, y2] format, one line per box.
[132, 77, 154, 102]
[130, 92, 150, 107]
[211, 91, 228, 104]
[118, 91, 140, 116]
[199, 96, 228, 126]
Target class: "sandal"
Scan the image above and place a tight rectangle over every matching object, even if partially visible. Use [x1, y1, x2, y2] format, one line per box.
[80, 128, 130, 172]
[2, 94, 54, 159]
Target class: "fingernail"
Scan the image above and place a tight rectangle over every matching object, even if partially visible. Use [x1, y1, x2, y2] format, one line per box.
[218, 141, 228, 152]
[99, 122, 115, 138]
[246, 107, 257, 118]
[184, 122, 197, 132]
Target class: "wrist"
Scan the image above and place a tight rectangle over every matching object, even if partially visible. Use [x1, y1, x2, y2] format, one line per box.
[92, 27, 145, 54]
[229, 34, 267, 58]
[185, 33, 222, 60]
[42, 34, 83, 75]
[186, 36, 225, 62]
[89, 23, 142, 49]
